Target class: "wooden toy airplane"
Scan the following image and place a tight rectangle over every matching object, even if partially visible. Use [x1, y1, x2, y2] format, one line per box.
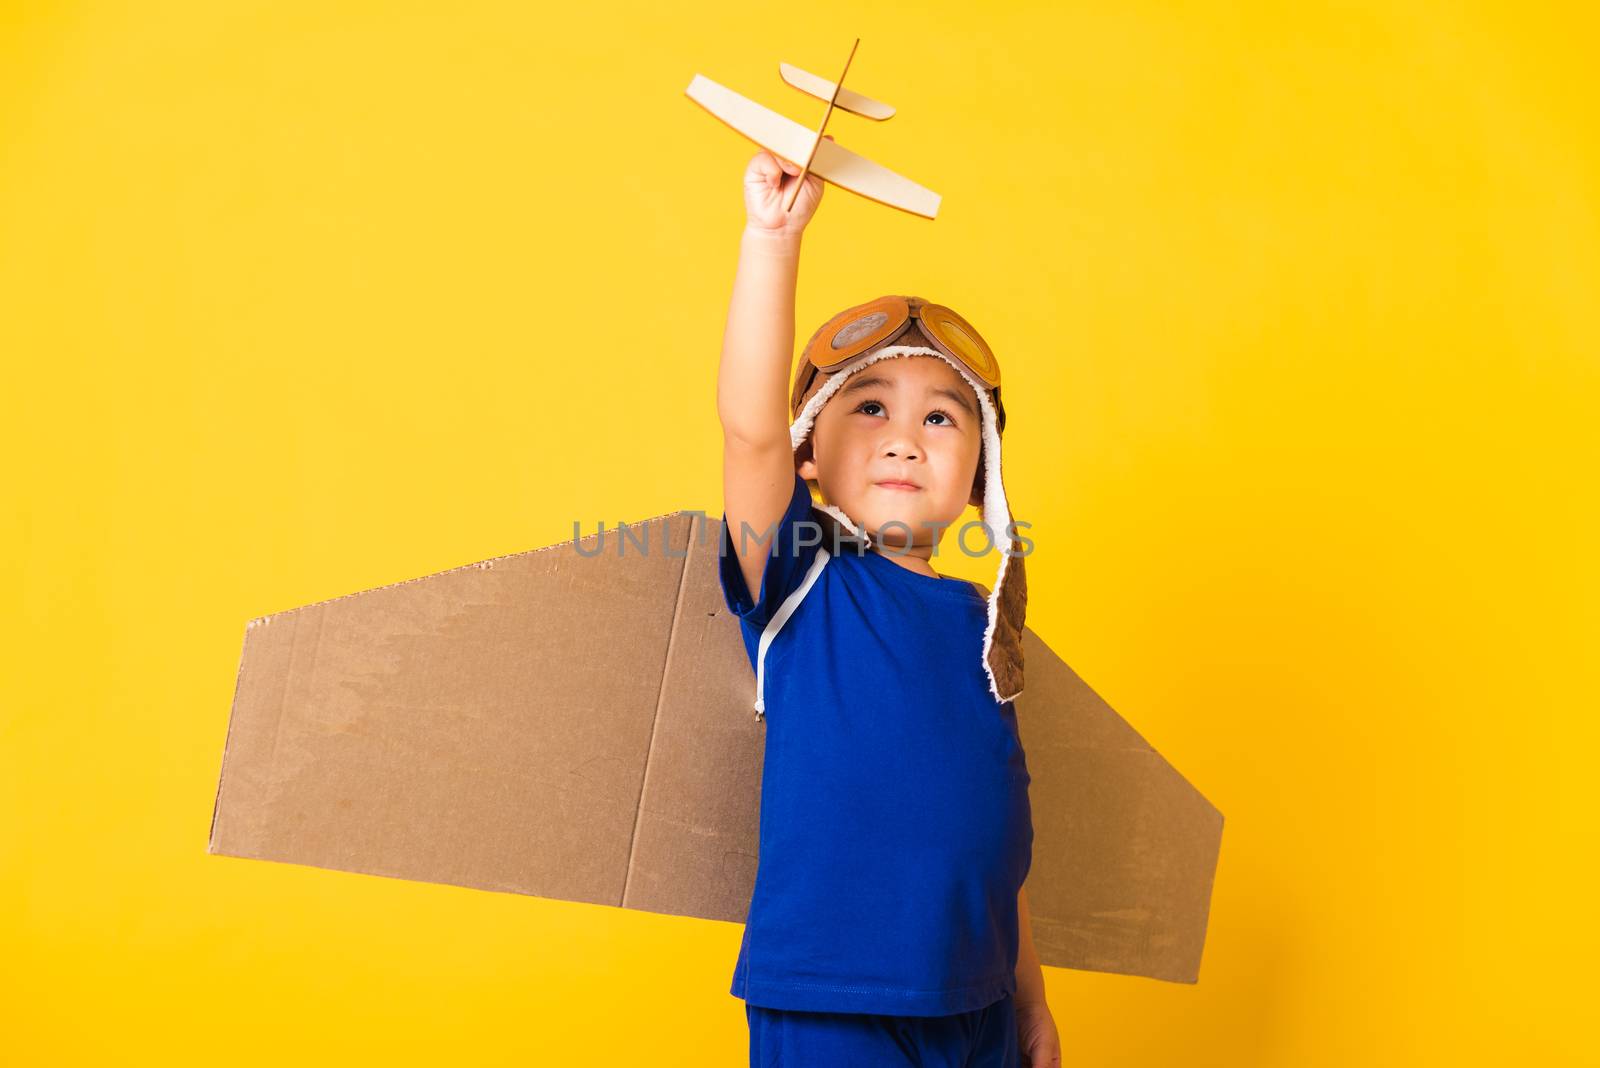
[685, 38, 942, 219]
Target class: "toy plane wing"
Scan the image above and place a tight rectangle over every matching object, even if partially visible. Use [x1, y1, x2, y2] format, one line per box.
[685, 72, 941, 219]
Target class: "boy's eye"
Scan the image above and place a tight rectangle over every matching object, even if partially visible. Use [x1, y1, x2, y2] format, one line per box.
[854, 400, 959, 427]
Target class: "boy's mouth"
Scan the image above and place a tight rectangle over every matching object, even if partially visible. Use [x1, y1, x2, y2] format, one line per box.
[874, 479, 922, 491]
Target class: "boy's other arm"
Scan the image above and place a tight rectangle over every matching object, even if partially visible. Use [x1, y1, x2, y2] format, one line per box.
[1015, 884, 1047, 1006]
[719, 226, 803, 603]
[1015, 883, 1063, 1063]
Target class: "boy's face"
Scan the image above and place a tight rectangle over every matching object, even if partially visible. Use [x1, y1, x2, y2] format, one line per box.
[798, 355, 984, 551]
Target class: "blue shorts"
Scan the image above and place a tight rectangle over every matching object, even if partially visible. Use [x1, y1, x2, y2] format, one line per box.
[745, 990, 1019, 1067]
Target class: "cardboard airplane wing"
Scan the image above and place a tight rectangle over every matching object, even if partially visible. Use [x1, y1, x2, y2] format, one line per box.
[208, 509, 1224, 983]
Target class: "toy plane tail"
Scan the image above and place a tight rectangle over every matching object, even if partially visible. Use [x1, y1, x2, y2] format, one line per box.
[778, 62, 895, 120]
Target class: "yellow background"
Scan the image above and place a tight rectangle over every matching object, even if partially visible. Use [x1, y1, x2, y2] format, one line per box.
[4, 1, 1596, 1064]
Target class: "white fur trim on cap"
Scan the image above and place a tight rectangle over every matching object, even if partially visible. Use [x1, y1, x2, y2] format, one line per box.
[789, 345, 1019, 704]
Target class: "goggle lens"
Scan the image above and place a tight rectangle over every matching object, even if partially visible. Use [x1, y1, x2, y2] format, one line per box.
[924, 308, 1000, 387]
[832, 311, 889, 351]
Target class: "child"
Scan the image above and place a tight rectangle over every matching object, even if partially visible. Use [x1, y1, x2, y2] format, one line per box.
[717, 145, 1063, 1068]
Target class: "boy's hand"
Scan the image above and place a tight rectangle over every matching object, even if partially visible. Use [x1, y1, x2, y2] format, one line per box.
[1016, 998, 1062, 1067]
[743, 137, 832, 239]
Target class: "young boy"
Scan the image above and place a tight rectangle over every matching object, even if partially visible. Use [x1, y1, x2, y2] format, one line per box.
[717, 145, 1063, 1068]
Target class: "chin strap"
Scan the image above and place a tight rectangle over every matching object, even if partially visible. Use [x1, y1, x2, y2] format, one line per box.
[813, 503, 872, 547]
[752, 546, 832, 720]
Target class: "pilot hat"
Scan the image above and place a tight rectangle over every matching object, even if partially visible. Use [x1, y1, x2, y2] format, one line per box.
[788, 295, 1027, 704]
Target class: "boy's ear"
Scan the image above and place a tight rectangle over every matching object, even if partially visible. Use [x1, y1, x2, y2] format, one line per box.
[798, 454, 818, 481]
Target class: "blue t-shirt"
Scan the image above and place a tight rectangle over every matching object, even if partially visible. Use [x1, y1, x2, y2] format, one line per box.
[718, 471, 1035, 1017]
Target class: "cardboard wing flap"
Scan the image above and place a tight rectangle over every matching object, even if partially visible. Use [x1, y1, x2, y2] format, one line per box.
[1013, 630, 1225, 983]
[210, 511, 1223, 982]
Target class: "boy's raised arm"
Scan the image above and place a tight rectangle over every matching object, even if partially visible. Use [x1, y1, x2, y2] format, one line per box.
[719, 145, 829, 602]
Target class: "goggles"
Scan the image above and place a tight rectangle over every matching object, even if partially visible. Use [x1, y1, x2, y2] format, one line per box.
[795, 295, 1006, 431]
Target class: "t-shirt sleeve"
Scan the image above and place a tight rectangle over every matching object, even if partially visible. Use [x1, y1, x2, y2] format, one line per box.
[718, 472, 823, 627]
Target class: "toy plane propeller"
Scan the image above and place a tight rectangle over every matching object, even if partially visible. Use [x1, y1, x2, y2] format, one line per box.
[685, 38, 942, 220]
